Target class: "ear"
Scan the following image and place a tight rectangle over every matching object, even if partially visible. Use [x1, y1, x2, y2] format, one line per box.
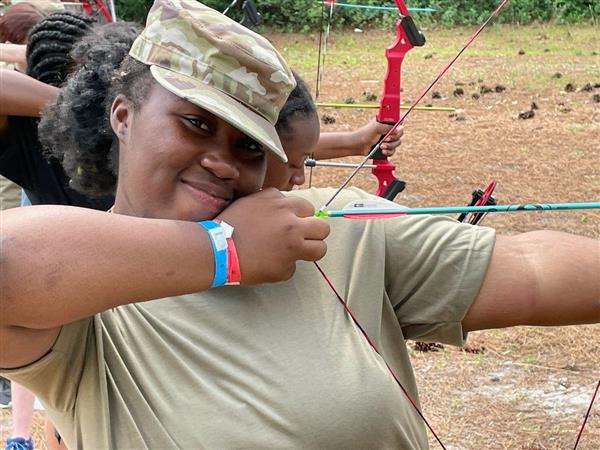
[110, 94, 132, 141]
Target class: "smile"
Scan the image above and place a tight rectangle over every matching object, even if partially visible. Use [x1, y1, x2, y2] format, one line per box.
[180, 179, 231, 212]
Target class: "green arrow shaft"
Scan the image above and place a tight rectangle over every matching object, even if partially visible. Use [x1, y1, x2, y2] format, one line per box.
[319, 202, 600, 218]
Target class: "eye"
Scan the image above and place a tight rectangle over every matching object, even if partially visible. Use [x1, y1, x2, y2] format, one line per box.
[184, 116, 210, 132]
[238, 138, 265, 157]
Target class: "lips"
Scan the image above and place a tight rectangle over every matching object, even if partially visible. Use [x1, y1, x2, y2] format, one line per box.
[180, 178, 232, 212]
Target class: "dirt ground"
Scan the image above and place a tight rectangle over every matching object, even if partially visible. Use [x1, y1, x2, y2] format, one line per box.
[1, 24, 598, 450]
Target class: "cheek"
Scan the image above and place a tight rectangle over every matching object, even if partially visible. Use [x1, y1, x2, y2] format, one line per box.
[264, 156, 289, 189]
[238, 157, 268, 193]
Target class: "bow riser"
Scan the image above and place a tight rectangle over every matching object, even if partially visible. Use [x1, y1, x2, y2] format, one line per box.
[372, 0, 425, 199]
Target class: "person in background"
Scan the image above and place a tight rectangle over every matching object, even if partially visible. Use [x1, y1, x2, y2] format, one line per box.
[265, 70, 401, 191]
[0, 2, 47, 210]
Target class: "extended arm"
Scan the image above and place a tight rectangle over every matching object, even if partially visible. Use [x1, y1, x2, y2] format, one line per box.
[0, 43, 26, 66]
[463, 231, 600, 331]
[314, 120, 403, 160]
[0, 69, 58, 135]
[0, 191, 329, 368]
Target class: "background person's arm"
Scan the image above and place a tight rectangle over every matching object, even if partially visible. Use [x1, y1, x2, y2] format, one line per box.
[0, 69, 58, 135]
[0, 43, 26, 66]
[314, 120, 403, 160]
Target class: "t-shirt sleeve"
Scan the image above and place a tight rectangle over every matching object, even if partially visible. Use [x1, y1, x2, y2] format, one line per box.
[285, 187, 496, 346]
[0, 318, 93, 413]
[383, 215, 496, 345]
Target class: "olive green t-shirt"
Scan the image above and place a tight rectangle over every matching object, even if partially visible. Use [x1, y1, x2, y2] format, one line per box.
[0, 175, 21, 210]
[2, 188, 495, 449]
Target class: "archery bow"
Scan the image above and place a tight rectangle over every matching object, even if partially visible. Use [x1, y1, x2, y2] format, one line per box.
[370, 0, 425, 200]
[312, 0, 425, 199]
[81, 0, 114, 22]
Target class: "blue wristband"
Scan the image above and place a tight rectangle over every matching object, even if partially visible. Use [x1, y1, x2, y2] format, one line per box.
[198, 220, 228, 288]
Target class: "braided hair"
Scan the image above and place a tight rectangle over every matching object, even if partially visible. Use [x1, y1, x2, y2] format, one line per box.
[25, 11, 95, 86]
[39, 22, 151, 198]
[275, 71, 318, 135]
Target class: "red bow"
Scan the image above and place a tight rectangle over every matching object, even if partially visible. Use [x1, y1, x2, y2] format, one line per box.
[371, 0, 425, 200]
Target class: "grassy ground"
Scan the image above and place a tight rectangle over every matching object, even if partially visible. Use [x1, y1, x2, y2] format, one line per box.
[1, 23, 598, 450]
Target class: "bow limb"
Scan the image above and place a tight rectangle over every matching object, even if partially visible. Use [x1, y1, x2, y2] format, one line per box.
[371, 0, 425, 200]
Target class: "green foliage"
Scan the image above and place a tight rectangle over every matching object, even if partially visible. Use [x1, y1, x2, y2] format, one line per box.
[415, 0, 600, 26]
[114, 0, 599, 29]
[115, 0, 152, 23]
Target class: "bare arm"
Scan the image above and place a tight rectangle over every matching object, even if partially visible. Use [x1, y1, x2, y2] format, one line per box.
[0, 69, 58, 134]
[463, 231, 600, 331]
[314, 120, 403, 160]
[0, 191, 329, 367]
[0, 43, 26, 66]
[0, 206, 215, 367]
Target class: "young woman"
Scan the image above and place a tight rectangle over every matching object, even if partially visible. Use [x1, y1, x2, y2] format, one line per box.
[1, 1, 598, 449]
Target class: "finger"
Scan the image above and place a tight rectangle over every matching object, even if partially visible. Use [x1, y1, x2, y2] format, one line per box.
[300, 217, 331, 240]
[374, 123, 393, 135]
[258, 187, 285, 199]
[381, 139, 401, 152]
[298, 240, 328, 262]
[285, 196, 316, 218]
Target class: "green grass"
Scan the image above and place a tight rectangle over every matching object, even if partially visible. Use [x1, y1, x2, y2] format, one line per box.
[268, 23, 600, 91]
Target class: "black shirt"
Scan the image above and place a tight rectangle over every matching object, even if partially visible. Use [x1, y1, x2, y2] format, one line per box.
[0, 116, 113, 209]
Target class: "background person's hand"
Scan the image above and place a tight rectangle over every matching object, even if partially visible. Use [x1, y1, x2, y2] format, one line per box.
[355, 119, 404, 157]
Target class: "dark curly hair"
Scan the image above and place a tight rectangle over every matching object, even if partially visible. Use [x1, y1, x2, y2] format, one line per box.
[275, 71, 317, 135]
[26, 11, 96, 86]
[39, 22, 152, 198]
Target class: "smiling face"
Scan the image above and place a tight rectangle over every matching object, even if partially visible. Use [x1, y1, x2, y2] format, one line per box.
[264, 115, 320, 191]
[111, 83, 267, 221]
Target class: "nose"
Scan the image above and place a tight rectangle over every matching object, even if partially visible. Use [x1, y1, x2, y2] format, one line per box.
[199, 146, 240, 180]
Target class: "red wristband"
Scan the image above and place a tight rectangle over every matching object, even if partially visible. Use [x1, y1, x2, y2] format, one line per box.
[225, 237, 241, 285]
[215, 220, 241, 285]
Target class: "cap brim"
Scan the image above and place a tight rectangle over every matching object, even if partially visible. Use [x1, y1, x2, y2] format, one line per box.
[149, 66, 287, 162]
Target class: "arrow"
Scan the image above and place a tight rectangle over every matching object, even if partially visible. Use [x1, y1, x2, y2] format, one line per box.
[321, 2, 437, 13]
[304, 158, 376, 169]
[316, 102, 456, 111]
[316, 200, 600, 219]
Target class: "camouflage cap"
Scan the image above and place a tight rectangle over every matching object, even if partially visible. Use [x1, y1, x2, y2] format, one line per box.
[129, 0, 295, 161]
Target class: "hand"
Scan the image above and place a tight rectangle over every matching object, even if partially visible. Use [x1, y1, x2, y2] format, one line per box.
[216, 188, 330, 284]
[355, 119, 404, 157]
